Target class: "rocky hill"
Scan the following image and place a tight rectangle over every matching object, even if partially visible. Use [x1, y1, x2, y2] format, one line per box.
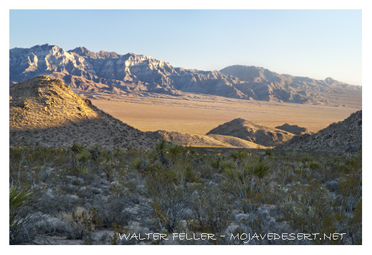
[9, 75, 157, 150]
[147, 130, 267, 149]
[10, 44, 361, 105]
[275, 123, 314, 135]
[283, 110, 362, 153]
[206, 118, 295, 146]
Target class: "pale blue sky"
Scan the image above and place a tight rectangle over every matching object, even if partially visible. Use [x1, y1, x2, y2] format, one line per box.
[9, 9, 362, 85]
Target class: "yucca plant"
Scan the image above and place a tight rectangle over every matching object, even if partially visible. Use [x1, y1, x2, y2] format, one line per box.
[9, 183, 34, 244]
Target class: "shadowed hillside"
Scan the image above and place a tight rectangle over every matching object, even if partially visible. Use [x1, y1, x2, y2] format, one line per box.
[282, 110, 362, 153]
[9, 75, 157, 150]
[275, 123, 314, 135]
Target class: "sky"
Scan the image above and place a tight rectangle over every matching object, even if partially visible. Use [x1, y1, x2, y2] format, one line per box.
[9, 9, 362, 85]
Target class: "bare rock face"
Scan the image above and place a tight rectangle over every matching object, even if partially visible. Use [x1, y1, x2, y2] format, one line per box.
[10, 44, 361, 106]
[206, 118, 294, 147]
[9, 75, 157, 150]
[283, 110, 362, 153]
[275, 123, 314, 136]
[147, 130, 267, 149]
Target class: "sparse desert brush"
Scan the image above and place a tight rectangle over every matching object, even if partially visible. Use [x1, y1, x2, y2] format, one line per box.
[155, 139, 167, 153]
[265, 149, 272, 156]
[59, 207, 102, 244]
[70, 141, 87, 155]
[251, 161, 270, 179]
[219, 159, 235, 171]
[308, 160, 321, 170]
[129, 157, 143, 171]
[76, 149, 91, 162]
[147, 150, 158, 164]
[301, 154, 314, 163]
[184, 165, 201, 183]
[145, 165, 194, 233]
[96, 199, 131, 229]
[188, 187, 231, 235]
[166, 144, 186, 161]
[230, 150, 248, 161]
[100, 159, 125, 180]
[9, 144, 362, 245]
[75, 164, 91, 176]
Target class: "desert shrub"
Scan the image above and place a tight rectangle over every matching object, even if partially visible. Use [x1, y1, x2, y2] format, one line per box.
[308, 161, 321, 170]
[188, 187, 232, 235]
[100, 159, 126, 180]
[70, 141, 86, 155]
[129, 158, 143, 171]
[155, 139, 167, 152]
[147, 150, 158, 164]
[281, 182, 351, 244]
[76, 149, 91, 162]
[251, 161, 270, 179]
[108, 223, 131, 245]
[96, 199, 131, 228]
[166, 144, 186, 162]
[75, 164, 90, 176]
[265, 149, 272, 156]
[219, 159, 235, 171]
[184, 165, 201, 183]
[301, 154, 314, 163]
[231, 150, 248, 161]
[59, 207, 102, 244]
[9, 183, 36, 244]
[222, 168, 252, 200]
[334, 163, 350, 173]
[145, 167, 193, 233]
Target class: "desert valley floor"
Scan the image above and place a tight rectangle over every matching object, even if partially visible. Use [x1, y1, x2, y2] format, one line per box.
[85, 91, 361, 135]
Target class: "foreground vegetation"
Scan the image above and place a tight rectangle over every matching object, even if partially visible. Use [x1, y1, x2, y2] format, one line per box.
[9, 142, 362, 245]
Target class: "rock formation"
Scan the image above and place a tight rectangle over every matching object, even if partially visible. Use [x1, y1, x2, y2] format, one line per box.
[206, 118, 294, 146]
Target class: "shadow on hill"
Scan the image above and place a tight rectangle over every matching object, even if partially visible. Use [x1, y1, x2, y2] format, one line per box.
[10, 111, 156, 151]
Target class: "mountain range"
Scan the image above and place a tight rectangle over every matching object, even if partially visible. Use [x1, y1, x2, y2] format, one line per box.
[10, 44, 361, 105]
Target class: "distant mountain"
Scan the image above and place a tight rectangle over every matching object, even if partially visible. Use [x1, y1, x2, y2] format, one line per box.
[275, 123, 314, 136]
[283, 110, 362, 153]
[9, 75, 157, 150]
[10, 44, 362, 105]
[206, 118, 295, 147]
[220, 65, 361, 104]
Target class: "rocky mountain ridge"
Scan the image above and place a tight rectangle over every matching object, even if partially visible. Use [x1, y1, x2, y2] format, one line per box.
[10, 44, 361, 105]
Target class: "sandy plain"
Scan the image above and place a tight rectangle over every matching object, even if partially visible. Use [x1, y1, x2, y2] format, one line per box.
[81, 91, 362, 136]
